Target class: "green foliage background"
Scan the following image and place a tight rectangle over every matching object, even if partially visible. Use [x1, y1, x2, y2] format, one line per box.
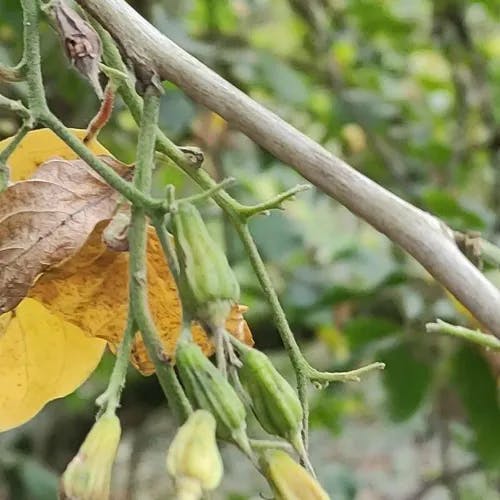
[1, 0, 499, 498]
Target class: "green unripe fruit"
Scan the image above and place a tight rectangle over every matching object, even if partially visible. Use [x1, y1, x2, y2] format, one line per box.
[171, 202, 240, 328]
[239, 348, 303, 447]
[176, 342, 251, 455]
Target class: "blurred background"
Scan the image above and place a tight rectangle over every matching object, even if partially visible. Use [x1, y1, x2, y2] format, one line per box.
[1, 0, 500, 498]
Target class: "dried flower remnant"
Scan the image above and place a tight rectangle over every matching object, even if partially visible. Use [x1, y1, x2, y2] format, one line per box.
[52, 0, 103, 98]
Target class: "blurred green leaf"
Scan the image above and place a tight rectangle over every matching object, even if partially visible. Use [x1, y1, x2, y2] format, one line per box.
[453, 345, 500, 468]
[379, 342, 434, 421]
[344, 316, 400, 350]
[421, 189, 485, 230]
[3, 457, 58, 500]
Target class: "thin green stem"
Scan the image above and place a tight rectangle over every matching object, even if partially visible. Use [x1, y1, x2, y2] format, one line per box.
[427, 319, 500, 351]
[0, 95, 32, 121]
[306, 362, 386, 383]
[96, 314, 136, 415]
[235, 224, 311, 446]
[239, 184, 311, 219]
[0, 122, 33, 191]
[179, 177, 236, 205]
[128, 87, 191, 422]
[152, 215, 180, 282]
[249, 439, 294, 452]
[40, 112, 166, 211]
[20, 0, 48, 116]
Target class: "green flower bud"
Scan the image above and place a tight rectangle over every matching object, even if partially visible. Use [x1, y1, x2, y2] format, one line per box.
[176, 342, 252, 456]
[60, 413, 121, 500]
[239, 348, 303, 447]
[261, 450, 330, 500]
[166, 410, 223, 500]
[171, 202, 239, 329]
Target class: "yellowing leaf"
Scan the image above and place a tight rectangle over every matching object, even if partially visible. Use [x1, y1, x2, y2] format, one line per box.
[30, 224, 183, 375]
[0, 156, 129, 314]
[30, 223, 254, 374]
[0, 128, 109, 181]
[0, 299, 106, 432]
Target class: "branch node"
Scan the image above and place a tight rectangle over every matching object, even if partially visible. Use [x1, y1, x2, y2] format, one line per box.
[179, 146, 204, 167]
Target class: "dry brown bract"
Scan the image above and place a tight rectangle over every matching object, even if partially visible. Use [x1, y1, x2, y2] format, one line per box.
[0, 156, 129, 314]
[52, 0, 103, 98]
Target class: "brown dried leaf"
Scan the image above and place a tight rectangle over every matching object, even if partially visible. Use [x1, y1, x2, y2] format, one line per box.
[52, 0, 103, 98]
[0, 156, 130, 314]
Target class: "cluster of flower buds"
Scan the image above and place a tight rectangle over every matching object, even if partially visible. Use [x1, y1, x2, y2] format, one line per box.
[169, 199, 329, 497]
[175, 341, 252, 456]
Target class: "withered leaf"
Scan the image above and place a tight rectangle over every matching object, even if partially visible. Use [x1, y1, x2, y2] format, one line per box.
[52, 0, 103, 98]
[0, 156, 130, 314]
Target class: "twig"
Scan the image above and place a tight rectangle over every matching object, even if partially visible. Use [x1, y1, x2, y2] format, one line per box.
[306, 362, 386, 384]
[238, 184, 311, 219]
[21, 0, 49, 118]
[178, 177, 236, 204]
[0, 121, 33, 191]
[96, 314, 136, 415]
[77, 0, 500, 338]
[127, 85, 191, 423]
[249, 439, 294, 453]
[426, 319, 500, 351]
[0, 95, 32, 121]
[151, 216, 180, 283]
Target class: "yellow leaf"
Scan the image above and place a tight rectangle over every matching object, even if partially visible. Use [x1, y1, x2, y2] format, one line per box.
[30, 223, 254, 374]
[30, 223, 184, 375]
[0, 156, 129, 314]
[0, 299, 106, 432]
[0, 128, 110, 181]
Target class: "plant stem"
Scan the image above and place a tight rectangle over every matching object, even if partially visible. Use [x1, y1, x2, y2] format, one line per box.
[0, 95, 32, 121]
[17, 0, 170, 213]
[235, 224, 312, 445]
[239, 184, 311, 219]
[249, 439, 294, 452]
[480, 238, 500, 268]
[97, 314, 136, 415]
[427, 319, 500, 351]
[20, 0, 48, 116]
[128, 86, 191, 422]
[152, 216, 180, 282]
[179, 177, 236, 205]
[41, 112, 166, 210]
[306, 362, 386, 383]
[0, 122, 32, 191]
